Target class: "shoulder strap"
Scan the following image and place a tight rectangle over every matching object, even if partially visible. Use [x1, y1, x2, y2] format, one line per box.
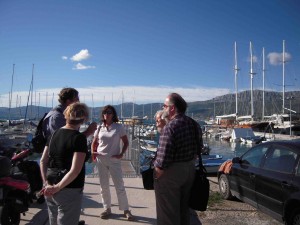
[35, 113, 48, 135]
[191, 118, 205, 168]
[48, 130, 58, 168]
[94, 124, 101, 137]
[54, 107, 63, 114]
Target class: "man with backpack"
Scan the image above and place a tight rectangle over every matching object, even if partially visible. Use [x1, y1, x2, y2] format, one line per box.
[32, 87, 97, 153]
[43, 87, 97, 139]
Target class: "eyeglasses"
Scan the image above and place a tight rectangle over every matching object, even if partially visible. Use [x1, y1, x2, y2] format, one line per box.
[162, 104, 173, 109]
[103, 111, 113, 115]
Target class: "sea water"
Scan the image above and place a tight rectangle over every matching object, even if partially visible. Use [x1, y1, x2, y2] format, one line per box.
[204, 137, 252, 160]
[85, 137, 253, 175]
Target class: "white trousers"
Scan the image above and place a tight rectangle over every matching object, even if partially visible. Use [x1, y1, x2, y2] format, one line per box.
[96, 155, 129, 211]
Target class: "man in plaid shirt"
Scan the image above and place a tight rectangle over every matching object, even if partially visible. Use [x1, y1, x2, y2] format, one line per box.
[153, 93, 203, 225]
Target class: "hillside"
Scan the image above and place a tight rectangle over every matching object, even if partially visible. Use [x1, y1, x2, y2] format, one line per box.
[1, 90, 299, 122]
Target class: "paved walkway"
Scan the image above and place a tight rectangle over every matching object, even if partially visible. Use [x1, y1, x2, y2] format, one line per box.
[20, 177, 202, 225]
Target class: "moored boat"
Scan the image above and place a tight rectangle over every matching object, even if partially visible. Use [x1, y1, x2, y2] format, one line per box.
[201, 154, 227, 174]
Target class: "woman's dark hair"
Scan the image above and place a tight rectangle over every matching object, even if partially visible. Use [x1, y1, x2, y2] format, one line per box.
[168, 93, 187, 114]
[101, 105, 119, 123]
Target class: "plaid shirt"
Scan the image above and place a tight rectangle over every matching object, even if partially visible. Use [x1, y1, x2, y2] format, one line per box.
[153, 114, 203, 169]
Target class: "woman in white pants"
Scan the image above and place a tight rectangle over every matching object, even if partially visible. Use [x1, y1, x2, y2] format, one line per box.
[91, 105, 134, 221]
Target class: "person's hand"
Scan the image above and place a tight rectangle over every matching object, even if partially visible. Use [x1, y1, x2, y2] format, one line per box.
[111, 153, 123, 159]
[43, 184, 60, 196]
[83, 122, 97, 137]
[154, 167, 164, 179]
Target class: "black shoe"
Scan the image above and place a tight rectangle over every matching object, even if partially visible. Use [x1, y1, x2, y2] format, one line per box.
[78, 220, 85, 225]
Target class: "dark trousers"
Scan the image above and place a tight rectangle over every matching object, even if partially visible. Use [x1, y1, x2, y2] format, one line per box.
[154, 160, 195, 225]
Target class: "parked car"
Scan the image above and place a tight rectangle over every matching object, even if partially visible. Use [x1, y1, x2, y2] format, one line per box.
[218, 140, 300, 225]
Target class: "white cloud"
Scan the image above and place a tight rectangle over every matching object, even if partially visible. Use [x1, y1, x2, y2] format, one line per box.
[267, 52, 292, 65]
[0, 86, 231, 107]
[247, 55, 258, 63]
[72, 63, 96, 70]
[62, 56, 68, 60]
[71, 49, 91, 62]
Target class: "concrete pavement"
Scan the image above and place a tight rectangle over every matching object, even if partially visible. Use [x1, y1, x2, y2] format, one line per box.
[20, 177, 202, 225]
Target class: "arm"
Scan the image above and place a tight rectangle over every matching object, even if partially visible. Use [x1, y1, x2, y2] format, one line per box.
[82, 122, 97, 137]
[112, 135, 129, 159]
[44, 152, 86, 195]
[40, 146, 49, 184]
[120, 135, 129, 155]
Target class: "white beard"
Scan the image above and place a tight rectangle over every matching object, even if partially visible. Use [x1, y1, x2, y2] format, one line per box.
[162, 109, 169, 120]
[157, 127, 163, 133]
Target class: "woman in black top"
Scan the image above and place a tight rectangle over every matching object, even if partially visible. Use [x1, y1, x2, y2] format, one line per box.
[40, 102, 89, 225]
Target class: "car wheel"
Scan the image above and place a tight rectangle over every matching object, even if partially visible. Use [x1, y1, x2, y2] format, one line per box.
[219, 174, 232, 200]
[290, 208, 300, 225]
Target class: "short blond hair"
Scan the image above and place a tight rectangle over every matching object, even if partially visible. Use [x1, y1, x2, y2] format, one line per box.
[64, 102, 89, 125]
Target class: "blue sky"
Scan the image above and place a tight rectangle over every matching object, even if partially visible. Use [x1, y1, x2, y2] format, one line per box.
[0, 0, 299, 107]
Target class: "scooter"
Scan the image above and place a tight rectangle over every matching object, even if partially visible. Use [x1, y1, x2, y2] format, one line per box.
[9, 134, 44, 204]
[0, 156, 30, 225]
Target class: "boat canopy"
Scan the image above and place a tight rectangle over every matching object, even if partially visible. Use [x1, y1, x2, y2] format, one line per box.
[231, 128, 255, 140]
[237, 115, 252, 121]
[216, 113, 236, 119]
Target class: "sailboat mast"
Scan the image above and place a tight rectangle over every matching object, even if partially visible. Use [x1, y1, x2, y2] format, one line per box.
[91, 94, 94, 122]
[24, 64, 34, 126]
[262, 47, 265, 119]
[282, 40, 285, 114]
[121, 91, 124, 119]
[132, 90, 135, 117]
[30, 64, 34, 119]
[249, 42, 256, 121]
[9, 64, 15, 122]
[234, 42, 239, 118]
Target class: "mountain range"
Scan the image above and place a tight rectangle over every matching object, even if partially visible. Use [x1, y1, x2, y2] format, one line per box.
[1, 90, 299, 123]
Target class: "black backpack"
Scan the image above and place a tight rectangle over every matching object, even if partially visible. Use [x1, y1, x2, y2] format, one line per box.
[32, 108, 63, 153]
[31, 113, 48, 153]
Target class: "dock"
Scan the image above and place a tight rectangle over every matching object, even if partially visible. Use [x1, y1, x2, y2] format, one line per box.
[254, 131, 300, 140]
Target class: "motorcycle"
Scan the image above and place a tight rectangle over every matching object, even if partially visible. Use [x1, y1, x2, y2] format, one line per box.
[0, 156, 30, 225]
[9, 134, 45, 204]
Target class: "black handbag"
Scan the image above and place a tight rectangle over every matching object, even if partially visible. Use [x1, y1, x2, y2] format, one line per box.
[189, 162, 210, 211]
[46, 168, 68, 185]
[141, 165, 154, 190]
[189, 118, 210, 211]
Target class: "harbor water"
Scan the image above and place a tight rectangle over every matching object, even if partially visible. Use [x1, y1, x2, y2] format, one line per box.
[204, 136, 252, 160]
[86, 136, 254, 176]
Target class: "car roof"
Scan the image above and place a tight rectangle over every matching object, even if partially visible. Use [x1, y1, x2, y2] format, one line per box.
[261, 139, 300, 150]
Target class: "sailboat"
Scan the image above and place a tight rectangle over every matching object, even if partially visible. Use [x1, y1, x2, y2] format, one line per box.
[236, 42, 269, 132]
[213, 43, 239, 129]
[1, 65, 35, 150]
[265, 40, 299, 134]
